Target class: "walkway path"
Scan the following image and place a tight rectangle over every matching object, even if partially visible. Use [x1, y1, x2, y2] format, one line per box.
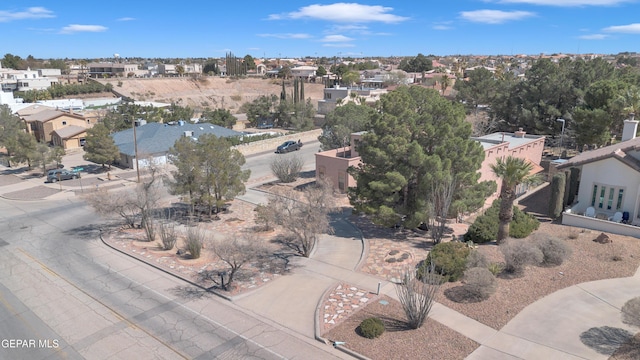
[2, 155, 639, 359]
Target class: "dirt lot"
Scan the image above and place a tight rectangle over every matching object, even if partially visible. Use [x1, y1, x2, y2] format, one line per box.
[95, 77, 327, 113]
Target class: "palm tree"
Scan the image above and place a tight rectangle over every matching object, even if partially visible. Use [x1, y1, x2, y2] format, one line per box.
[490, 156, 535, 243]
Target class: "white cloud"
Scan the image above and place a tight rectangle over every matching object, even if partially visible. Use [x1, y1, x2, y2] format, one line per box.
[603, 23, 640, 33]
[578, 34, 609, 39]
[0, 7, 54, 22]
[117, 17, 135, 22]
[269, 3, 409, 23]
[257, 33, 312, 39]
[320, 35, 354, 42]
[496, 0, 632, 5]
[60, 24, 108, 34]
[433, 25, 453, 30]
[460, 10, 535, 24]
[322, 43, 356, 47]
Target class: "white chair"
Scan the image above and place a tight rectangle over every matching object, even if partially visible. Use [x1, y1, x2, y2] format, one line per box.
[609, 212, 623, 222]
[585, 207, 596, 217]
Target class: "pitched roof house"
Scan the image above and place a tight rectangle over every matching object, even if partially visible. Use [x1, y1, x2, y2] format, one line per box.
[111, 121, 243, 169]
[558, 115, 640, 236]
[20, 109, 89, 144]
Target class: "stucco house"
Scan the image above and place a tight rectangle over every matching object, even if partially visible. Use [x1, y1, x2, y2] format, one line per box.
[317, 86, 387, 115]
[558, 115, 640, 237]
[20, 109, 90, 144]
[315, 129, 545, 202]
[111, 121, 243, 170]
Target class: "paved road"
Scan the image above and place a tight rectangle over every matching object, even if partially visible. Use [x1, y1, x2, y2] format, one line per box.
[0, 197, 346, 359]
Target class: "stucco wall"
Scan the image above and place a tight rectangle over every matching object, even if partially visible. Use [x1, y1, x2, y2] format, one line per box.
[574, 157, 640, 222]
[232, 129, 322, 157]
[562, 212, 640, 237]
[315, 150, 359, 193]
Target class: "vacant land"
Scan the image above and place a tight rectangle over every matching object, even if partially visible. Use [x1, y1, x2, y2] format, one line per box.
[95, 77, 327, 113]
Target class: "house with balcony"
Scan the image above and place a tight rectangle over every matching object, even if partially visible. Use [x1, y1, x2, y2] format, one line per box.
[88, 62, 138, 78]
[558, 115, 640, 237]
[316, 129, 545, 201]
[317, 86, 387, 115]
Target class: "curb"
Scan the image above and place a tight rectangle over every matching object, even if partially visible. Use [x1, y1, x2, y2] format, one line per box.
[98, 229, 233, 302]
[314, 282, 373, 360]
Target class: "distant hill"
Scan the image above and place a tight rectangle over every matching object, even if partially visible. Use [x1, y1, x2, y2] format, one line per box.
[95, 77, 326, 113]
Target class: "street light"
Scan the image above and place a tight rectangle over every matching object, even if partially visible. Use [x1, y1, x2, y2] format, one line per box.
[556, 118, 565, 149]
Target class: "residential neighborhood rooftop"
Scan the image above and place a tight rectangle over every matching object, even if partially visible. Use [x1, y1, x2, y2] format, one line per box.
[473, 131, 545, 150]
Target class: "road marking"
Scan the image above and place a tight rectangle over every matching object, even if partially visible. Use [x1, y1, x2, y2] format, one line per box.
[16, 248, 188, 360]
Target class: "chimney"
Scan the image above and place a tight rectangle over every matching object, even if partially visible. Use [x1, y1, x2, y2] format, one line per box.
[514, 128, 526, 138]
[621, 113, 638, 142]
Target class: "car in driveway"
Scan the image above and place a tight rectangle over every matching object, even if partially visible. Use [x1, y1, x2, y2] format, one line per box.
[47, 169, 80, 183]
[276, 140, 302, 153]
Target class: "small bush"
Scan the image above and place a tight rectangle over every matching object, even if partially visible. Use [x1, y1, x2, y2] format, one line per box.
[487, 262, 504, 276]
[158, 221, 178, 250]
[358, 317, 385, 339]
[466, 250, 489, 269]
[464, 200, 539, 243]
[386, 257, 397, 263]
[509, 209, 540, 238]
[270, 154, 303, 183]
[500, 238, 543, 275]
[462, 267, 496, 301]
[567, 232, 579, 240]
[424, 242, 470, 282]
[621, 297, 640, 328]
[532, 234, 572, 266]
[184, 226, 205, 259]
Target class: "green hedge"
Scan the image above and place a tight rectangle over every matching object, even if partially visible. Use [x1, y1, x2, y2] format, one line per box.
[464, 200, 539, 243]
[358, 317, 385, 339]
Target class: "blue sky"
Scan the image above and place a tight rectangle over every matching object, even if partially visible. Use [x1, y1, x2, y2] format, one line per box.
[1, 1, 639, 59]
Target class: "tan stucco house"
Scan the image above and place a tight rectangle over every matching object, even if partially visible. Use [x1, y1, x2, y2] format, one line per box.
[21, 109, 89, 144]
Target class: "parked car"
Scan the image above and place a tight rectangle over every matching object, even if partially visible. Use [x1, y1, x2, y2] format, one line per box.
[276, 140, 302, 153]
[47, 169, 80, 183]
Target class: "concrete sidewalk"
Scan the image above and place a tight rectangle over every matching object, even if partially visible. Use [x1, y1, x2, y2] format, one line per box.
[3, 154, 638, 359]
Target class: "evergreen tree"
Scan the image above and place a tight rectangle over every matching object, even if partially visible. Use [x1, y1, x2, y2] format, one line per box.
[83, 123, 120, 168]
[349, 86, 492, 229]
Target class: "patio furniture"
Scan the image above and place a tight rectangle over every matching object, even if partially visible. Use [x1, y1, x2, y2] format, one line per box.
[609, 212, 623, 222]
[585, 207, 596, 218]
[622, 211, 630, 224]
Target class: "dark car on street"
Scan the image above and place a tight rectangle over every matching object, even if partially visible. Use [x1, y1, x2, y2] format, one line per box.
[276, 140, 302, 153]
[47, 169, 80, 183]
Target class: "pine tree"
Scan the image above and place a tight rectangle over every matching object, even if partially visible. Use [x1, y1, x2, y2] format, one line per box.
[83, 123, 120, 169]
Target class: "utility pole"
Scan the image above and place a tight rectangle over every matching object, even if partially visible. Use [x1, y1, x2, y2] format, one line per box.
[130, 115, 141, 183]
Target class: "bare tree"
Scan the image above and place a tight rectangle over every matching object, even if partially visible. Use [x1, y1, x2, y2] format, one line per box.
[254, 204, 274, 231]
[428, 176, 456, 244]
[84, 187, 138, 228]
[206, 234, 270, 290]
[270, 154, 303, 183]
[268, 179, 337, 257]
[132, 163, 163, 241]
[396, 265, 442, 329]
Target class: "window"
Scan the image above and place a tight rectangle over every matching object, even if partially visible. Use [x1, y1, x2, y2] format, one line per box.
[318, 166, 325, 178]
[616, 189, 624, 210]
[62, 121, 67, 125]
[338, 172, 345, 192]
[591, 183, 626, 212]
[607, 188, 614, 210]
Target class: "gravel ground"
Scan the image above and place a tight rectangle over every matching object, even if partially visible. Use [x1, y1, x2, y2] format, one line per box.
[325, 221, 640, 360]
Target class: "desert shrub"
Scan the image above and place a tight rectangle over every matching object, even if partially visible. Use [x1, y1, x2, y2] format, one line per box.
[463, 211, 498, 244]
[500, 238, 543, 275]
[358, 317, 385, 339]
[464, 200, 539, 243]
[184, 226, 205, 259]
[466, 250, 489, 269]
[158, 221, 178, 250]
[509, 209, 540, 238]
[567, 232, 579, 240]
[487, 262, 504, 276]
[532, 234, 572, 266]
[424, 242, 470, 282]
[270, 154, 303, 183]
[621, 297, 640, 328]
[462, 267, 496, 301]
